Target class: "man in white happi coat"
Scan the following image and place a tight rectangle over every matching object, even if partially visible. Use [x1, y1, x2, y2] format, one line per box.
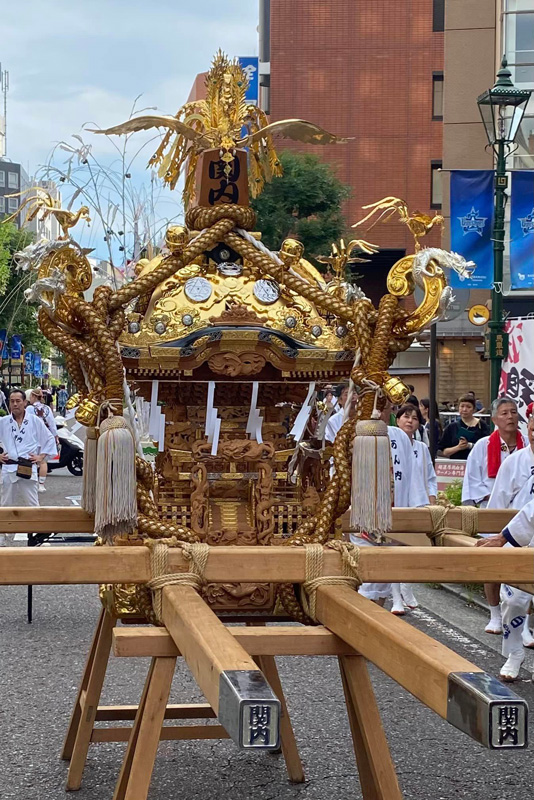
[477, 497, 534, 680]
[0, 389, 57, 546]
[461, 397, 527, 634]
[325, 399, 427, 608]
[480, 407, 534, 673]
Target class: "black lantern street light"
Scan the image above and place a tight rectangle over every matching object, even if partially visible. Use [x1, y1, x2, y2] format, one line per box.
[477, 57, 532, 402]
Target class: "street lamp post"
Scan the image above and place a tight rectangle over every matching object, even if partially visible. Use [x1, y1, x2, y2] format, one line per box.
[477, 57, 532, 401]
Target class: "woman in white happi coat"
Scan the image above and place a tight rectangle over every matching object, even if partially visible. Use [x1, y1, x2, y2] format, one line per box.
[0, 390, 57, 545]
[477, 495, 534, 681]
[327, 398, 427, 610]
[388, 404, 438, 615]
[26, 387, 59, 493]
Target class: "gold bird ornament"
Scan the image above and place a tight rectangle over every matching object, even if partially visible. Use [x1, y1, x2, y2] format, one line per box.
[90, 51, 348, 208]
[353, 197, 444, 252]
[2, 188, 91, 240]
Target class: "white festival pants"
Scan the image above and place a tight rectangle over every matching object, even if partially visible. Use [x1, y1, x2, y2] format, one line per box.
[501, 584, 532, 657]
[350, 534, 392, 600]
[0, 477, 39, 546]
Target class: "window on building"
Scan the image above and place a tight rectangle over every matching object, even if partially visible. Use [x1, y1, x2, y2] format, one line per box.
[431, 161, 443, 208]
[505, 3, 534, 83]
[8, 197, 18, 214]
[432, 73, 444, 119]
[0, 196, 5, 213]
[0, 171, 5, 187]
[8, 172, 18, 189]
[433, 0, 445, 32]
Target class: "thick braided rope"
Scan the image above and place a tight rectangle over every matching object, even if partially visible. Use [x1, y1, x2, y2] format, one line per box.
[301, 541, 361, 621]
[146, 539, 209, 622]
[426, 505, 479, 546]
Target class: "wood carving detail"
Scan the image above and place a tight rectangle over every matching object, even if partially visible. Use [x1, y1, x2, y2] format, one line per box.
[209, 305, 267, 326]
[192, 438, 275, 462]
[208, 351, 266, 376]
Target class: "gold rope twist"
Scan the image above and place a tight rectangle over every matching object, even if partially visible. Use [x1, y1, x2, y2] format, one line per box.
[146, 539, 210, 623]
[426, 505, 479, 546]
[301, 541, 361, 622]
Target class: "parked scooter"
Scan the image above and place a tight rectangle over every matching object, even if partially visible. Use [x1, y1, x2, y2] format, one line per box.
[47, 417, 84, 477]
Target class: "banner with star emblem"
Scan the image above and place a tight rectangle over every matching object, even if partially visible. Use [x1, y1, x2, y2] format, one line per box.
[510, 171, 534, 290]
[450, 170, 494, 289]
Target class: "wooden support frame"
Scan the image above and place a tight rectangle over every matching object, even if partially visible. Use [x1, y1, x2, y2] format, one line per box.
[70, 621, 409, 800]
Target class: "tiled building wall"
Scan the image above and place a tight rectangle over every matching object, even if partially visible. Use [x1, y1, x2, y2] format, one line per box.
[269, 0, 444, 251]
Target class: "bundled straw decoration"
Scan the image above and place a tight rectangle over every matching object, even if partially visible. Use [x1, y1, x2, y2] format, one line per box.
[350, 417, 393, 540]
[81, 426, 98, 514]
[94, 415, 137, 541]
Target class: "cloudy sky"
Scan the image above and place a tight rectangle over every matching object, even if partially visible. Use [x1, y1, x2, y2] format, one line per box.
[2, 0, 258, 170]
[1, 1, 258, 260]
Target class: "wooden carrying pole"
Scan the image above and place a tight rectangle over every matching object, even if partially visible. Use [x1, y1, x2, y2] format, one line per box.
[158, 584, 280, 748]
[314, 585, 527, 748]
[1, 546, 533, 585]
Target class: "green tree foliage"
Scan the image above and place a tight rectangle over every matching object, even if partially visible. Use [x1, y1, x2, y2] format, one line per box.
[0, 222, 50, 355]
[251, 150, 351, 265]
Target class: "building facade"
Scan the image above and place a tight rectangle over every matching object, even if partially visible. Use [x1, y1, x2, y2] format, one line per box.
[441, 0, 534, 405]
[260, 0, 444, 253]
[0, 159, 29, 225]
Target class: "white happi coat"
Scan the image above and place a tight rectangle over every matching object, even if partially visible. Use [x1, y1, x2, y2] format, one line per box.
[0, 413, 57, 483]
[326, 410, 427, 508]
[411, 439, 438, 505]
[26, 403, 58, 437]
[488, 446, 534, 510]
[461, 434, 527, 506]
[502, 498, 534, 548]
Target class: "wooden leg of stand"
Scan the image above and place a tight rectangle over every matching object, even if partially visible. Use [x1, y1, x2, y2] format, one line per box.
[66, 611, 115, 791]
[255, 655, 304, 783]
[339, 655, 403, 800]
[62, 609, 106, 761]
[113, 657, 176, 800]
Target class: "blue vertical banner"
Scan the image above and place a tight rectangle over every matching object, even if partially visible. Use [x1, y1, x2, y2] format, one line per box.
[33, 353, 42, 377]
[238, 57, 259, 104]
[510, 171, 534, 290]
[24, 352, 34, 375]
[0, 329, 7, 361]
[450, 170, 494, 289]
[10, 335, 22, 360]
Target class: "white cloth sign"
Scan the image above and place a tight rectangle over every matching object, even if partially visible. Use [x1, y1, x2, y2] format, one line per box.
[500, 318, 534, 435]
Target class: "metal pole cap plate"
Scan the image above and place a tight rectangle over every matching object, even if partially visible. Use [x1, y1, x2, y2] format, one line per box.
[448, 672, 528, 749]
[219, 670, 281, 750]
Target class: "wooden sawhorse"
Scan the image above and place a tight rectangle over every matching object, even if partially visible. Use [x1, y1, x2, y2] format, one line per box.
[62, 610, 402, 799]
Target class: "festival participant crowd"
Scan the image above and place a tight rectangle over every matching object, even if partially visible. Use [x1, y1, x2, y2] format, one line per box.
[0, 385, 71, 544]
[321, 382, 534, 682]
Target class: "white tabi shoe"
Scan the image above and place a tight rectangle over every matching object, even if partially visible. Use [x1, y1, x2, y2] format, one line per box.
[390, 584, 406, 616]
[484, 619, 502, 635]
[500, 651, 525, 682]
[400, 584, 418, 609]
[522, 625, 534, 649]
[38, 483, 46, 493]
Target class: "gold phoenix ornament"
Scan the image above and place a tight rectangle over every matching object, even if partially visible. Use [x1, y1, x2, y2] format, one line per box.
[90, 51, 348, 207]
[353, 196, 444, 252]
[2, 187, 91, 240]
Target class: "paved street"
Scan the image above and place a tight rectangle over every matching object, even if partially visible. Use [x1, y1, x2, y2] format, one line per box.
[1, 472, 533, 799]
